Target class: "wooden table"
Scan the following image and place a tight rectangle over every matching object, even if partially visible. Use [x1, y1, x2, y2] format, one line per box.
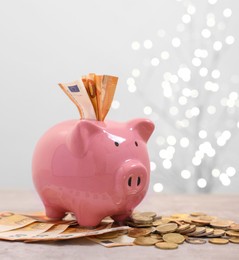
[0, 190, 238, 260]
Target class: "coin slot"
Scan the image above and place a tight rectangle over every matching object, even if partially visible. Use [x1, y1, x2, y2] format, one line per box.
[128, 177, 132, 187]
[137, 176, 141, 186]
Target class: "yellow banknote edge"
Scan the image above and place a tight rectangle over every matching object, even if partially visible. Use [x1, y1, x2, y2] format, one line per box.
[0, 212, 37, 233]
[0, 222, 54, 241]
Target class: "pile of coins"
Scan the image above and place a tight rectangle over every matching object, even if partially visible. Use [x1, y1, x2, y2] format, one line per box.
[124, 211, 239, 249]
[1, 211, 239, 248]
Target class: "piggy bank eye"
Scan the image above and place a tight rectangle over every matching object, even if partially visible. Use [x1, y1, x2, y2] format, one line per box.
[114, 142, 119, 147]
[135, 141, 138, 147]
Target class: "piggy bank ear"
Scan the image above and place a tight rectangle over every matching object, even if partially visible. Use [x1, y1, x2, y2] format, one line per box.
[67, 120, 102, 156]
[128, 118, 155, 142]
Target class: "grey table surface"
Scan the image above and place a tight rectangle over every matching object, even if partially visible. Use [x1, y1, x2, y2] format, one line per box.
[0, 190, 239, 260]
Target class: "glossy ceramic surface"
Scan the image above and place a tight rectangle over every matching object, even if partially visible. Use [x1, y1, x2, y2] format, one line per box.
[32, 119, 155, 226]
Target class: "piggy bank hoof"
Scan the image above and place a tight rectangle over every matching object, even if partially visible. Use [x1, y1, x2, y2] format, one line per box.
[75, 214, 102, 227]
[45, 206, 66, 220]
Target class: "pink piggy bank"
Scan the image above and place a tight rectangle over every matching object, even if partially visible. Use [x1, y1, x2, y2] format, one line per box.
[32, 119, 154, 227]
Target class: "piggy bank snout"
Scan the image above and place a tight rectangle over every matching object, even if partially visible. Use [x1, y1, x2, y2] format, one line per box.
[119, 161, 148, 195]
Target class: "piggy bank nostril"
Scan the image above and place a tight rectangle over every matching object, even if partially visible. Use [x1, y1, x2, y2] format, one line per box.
[128, 177, 132, 187]
[127, 175, 142, 189]
[137, 176, 141, 186]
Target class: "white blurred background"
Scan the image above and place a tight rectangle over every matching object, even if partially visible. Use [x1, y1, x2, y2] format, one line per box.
[0, 0, 238, 193]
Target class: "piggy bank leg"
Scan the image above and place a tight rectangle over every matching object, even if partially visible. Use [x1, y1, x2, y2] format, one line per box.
[74, 212, 102, 227]
[45, 205, 66, 220]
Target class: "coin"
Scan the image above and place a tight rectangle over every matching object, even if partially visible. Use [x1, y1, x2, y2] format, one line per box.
[205, 228, 214, 236]
[229, 237, 239, 244]
[192, 218, 211, 225]
[155, 242, 178, 249]
[190, 212, 207, 217]
[132, 214, 153, 224]
[226, 230, 239, 237]
[170, 220, 183, 226]
[162, 233, 185, 244]
[207, 229, 225, 238]
[210, 219, 234, 228]
[180, 225, 197, 235]
[140, 212, 157, 219]
[150, 233, 163, 240]
[182, 218, 193, 224]
[176, 224, 190, 232]
[187, 227, 206, 236]
[156, 223, 178, 234]
[127, 228, 152, 238]
[194, 228, 214, 237]
[126, 221, 152, 228]
[152, 219, 170, 226]
[171, 213, 189, 219]
[185, 238, 207, 244]
[199, 215, 215, 221]
[229, 224, 239, 231]
[209, 238, 229, 245]
[134, 236, 159, 246]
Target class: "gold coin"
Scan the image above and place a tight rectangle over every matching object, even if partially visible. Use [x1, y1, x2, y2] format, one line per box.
[210, 219, 234, 228]
[126, 220, 152, 228]
[156, 223, 178, 234]
[192, 218, 211, 225]
[180, 225, 197, 235]
[152, 218, 171, 226]
[132, 214, 153, 224]
[162, 233, 185, 244]
[170, 213, 189, 219]
[134, 236, 159, 246]
[193, 232, 207, 237]
[209, 238, 229, 245]
[150, 233, 163, 240]
[176, 224, 190, 232]
[226, 230, 239, 237]
[229, 224, 239, 231]
[170, 220, 183, 226]
[155, 242, 178, 249]
[193, 228, 214, 238]
[186, 238, 207, 244]
[205, 228, 214, 235]
[198, 228, 214, 237]
[180, 218, 193, 224]
[207, 229, 225, 238]
[199, 215, 215, 221]
[229, 237, 239, 244]
[190, 212, 207, 217]
[187, 227, 206, 237]
[140, 212, 157, 219]
[192, 223, 206, 227]
[127, 227, 152, 238]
